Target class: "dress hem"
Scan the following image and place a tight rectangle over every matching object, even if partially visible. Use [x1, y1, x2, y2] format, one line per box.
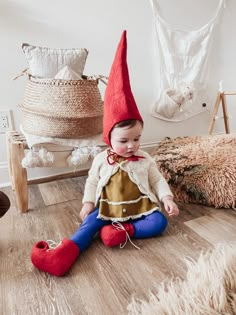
[97, 207, 160, 222]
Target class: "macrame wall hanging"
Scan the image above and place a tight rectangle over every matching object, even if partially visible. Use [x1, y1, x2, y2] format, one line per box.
[149, 0, 225, 122]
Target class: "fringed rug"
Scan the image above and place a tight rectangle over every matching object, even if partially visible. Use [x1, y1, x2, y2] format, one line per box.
[128, 243, 236, 315]
[151, 134, 236, 208]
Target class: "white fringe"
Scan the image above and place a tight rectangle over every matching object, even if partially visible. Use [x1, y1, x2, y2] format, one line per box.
[127, 243, 236, 315]
[99, 195, 150, 206]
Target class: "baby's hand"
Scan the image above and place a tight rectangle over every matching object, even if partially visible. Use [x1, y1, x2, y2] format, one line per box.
[162, 196, 179, 217]
[80, 202, 94, 221]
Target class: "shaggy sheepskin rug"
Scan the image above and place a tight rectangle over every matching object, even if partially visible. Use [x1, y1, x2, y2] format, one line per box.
[128, 243, 236, 315]
[151, 134, 236, 208]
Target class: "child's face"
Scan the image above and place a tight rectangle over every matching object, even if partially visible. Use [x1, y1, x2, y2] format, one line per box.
[110, 121, 143, 157]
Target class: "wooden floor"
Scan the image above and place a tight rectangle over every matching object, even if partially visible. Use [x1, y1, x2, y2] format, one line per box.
[0, 177, 236, 315]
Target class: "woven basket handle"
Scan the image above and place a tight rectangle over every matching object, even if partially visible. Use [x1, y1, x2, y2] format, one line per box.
[84, 75, 108, 85]
[13, 70, 108, 84]
[97, 75, 108, 85]
[13, 68, 28, 80]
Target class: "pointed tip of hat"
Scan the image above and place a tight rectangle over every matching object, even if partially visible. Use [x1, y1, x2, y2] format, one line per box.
[107, 30, 128, 82]
[117, 30, 127, 60]
[121, 30, 127, 44]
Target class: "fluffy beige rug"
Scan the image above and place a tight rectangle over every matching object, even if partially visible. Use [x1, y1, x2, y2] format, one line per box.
[151, 134, 236, 208]
[128, 243, 236, 315]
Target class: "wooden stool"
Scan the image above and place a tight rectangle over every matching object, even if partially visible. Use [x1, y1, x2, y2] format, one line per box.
[208, 91, 232, 135]
[6, 131, 89, 213]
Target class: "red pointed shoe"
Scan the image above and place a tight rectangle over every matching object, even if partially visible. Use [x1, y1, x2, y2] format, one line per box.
[100, 223, 134, 247]
[31, 239, 80, 277]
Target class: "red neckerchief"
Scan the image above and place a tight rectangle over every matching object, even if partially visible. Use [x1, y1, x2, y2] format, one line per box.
[106, 149, 145, 165]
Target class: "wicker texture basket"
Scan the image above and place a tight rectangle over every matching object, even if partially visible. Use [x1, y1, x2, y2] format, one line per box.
[19, 75, 103, 138]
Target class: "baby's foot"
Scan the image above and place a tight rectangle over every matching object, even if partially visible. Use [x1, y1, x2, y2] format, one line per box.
[100, 223, 134, 247]
[31, 239, 80, 276]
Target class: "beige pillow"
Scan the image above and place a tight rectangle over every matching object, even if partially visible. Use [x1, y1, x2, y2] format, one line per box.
[22, 43, 88, 78]
[54, 66, 82, 80]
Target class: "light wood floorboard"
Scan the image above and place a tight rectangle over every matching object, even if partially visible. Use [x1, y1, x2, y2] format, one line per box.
[0, 178, 236, 315]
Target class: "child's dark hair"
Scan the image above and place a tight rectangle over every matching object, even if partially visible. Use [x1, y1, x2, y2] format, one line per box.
[113, 119, 143, 129]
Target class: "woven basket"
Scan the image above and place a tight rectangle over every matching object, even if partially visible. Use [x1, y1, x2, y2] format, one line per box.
[19, 75, 104, 138]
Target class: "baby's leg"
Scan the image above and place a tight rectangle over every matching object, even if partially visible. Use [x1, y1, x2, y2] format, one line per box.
[71, 208, 110, 252]
[132, 211, 168, 238]
[100, 211, 167, 247]
[31, 208, 109, 276]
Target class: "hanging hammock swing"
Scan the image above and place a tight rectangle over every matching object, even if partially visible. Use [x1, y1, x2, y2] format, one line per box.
[149, 0, 225, 121]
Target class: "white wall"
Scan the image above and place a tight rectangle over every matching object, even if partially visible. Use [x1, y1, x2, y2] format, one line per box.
[0, 0, 235, 186]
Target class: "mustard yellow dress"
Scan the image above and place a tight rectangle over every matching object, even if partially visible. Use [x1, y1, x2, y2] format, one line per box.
[98, 159, 159, 221]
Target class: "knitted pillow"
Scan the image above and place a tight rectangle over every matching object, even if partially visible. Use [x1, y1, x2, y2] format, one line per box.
[22, 43, 88, 78]
[151, 134, 236, 208]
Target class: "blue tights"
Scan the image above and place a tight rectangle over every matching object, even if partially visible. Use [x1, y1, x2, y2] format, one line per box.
[70, 208, 168, 252]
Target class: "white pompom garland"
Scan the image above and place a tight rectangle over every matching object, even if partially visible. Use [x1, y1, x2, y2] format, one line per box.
[67, 145, 102, 168]
[21, 148, 54, 168]
[22, 145, 101, 169]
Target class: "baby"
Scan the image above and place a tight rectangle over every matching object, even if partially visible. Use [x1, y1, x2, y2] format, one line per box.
[31, 30, 179, 277]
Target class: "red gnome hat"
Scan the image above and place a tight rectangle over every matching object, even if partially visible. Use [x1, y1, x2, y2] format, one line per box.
[103, 30, 143, 146]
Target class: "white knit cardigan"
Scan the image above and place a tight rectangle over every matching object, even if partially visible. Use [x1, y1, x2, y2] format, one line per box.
[82, 149, 173, 206]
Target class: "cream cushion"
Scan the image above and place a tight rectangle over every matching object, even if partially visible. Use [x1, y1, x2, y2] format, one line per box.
[22, 43, 88, 78]
[20, 124, 104, 149]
